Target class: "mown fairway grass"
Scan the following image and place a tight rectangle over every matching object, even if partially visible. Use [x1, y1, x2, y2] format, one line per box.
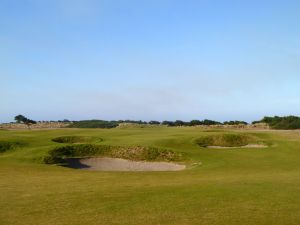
[0, 127, 300, 225]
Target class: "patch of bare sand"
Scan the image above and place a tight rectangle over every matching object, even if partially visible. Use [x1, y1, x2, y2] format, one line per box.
[206, 144, 268, 149]
[65, 157, 186, 171]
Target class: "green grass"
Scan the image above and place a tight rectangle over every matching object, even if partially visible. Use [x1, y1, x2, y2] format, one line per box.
[0, 140, 27, 153]
[0, 127, 300, 225]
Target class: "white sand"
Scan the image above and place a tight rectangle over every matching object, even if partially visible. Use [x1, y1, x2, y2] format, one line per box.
[66, 157, 186, 171]
[206, 144, 268, 149]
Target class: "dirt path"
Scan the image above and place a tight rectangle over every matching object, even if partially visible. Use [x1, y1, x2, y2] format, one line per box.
[65, 157, 186, 171]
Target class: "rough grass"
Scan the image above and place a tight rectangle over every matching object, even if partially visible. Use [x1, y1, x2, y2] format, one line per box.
[51, 136, 102, 143]
[195, 133, 258, 147]
[0, 140, 26, 153]
[44, 144, 183, 164]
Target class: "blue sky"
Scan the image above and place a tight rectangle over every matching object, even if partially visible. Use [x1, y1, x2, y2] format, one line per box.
[1, 0, 300, 123]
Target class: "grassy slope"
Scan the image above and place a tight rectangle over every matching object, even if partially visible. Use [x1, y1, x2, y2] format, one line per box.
[0, 127, 300, 225]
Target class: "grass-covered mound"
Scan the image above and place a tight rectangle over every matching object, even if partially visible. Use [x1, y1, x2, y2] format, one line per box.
[52, 136, 102, 144]
[44, 144, 183, 164]
[0, 141, 26, 153]
[195, 133, 257, 147]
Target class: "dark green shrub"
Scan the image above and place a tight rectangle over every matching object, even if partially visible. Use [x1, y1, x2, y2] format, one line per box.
[253, 116, 300, 130]
[68, 120, 119, 128]
[52, 136, 101, 143]
[0, 141, 26, 153]
[201, 119, 222, 126]
[149, 121, 160, 125]
[223, 121, 248, 125]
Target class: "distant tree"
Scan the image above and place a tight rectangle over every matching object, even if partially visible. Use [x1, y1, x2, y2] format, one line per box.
[149, 121, 160, 125]
[25, 119, 37, 125]
[123, 120, 147, 124]
[202, 119, 222, 125]
[252, 120, 261, 124]
[224, 121, 248, 125]
[253, 115, 300, 129]
[14, 115, 36, 129]
[14, 115, 27, 123]
[162, 121, 176, 126]
[189, 120, 203, 126]
[68, 120, 119, 128]
[174, 120, 185, 126]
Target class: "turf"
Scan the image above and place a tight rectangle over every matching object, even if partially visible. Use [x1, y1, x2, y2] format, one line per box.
[0, 127, 300, 225]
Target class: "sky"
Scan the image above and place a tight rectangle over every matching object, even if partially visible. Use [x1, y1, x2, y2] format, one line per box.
[1, 0, 300, 123]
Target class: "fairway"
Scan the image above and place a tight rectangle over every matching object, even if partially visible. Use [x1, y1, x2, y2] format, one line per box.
[1, 127, 300, 225]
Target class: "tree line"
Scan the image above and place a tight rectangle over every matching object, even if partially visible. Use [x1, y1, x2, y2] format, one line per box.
[13, 115, 248, 128]
[253, 116, 300, 129]
[14, 114, 300, 129]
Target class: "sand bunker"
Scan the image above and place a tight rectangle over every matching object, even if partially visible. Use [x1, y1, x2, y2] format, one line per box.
[65, 157, 186, 171]
[206, 144, 268, 149]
